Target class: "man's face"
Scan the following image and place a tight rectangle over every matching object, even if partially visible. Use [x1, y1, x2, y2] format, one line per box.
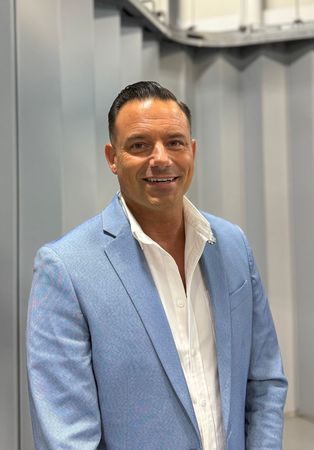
[105, 98, 196, 216]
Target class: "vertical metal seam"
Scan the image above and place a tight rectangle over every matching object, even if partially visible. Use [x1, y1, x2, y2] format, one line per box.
[12, 0, 21, 447]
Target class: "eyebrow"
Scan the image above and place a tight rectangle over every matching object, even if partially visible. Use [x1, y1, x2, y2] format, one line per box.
[166, 133, 187, 139]
[125, 132, 187, 141]
[125, 134, 148, 142]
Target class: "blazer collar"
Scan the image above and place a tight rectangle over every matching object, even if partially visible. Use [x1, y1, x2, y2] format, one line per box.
[200, 238, 231, 435]
[101, 194, 128, 238]
[101, 195, 201, 441]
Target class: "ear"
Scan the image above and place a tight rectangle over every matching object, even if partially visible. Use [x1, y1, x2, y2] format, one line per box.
[191, 139, 196, 160]
[105, 143, 118, 175]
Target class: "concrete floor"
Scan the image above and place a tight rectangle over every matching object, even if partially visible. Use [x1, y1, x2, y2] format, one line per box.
[284, 416, 314, 450]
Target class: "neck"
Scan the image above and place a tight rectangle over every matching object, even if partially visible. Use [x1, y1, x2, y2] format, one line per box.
[127, 202, 185, 244]
[124, 200, 187, 287]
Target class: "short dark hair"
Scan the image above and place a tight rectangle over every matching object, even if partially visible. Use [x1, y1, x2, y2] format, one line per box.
[108, 81, 191, 142]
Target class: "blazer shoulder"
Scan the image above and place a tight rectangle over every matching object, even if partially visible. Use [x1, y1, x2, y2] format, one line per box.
[35, 195, 128, 269]
[201, 211, 245, 240]
[40, 212, 106, 259]
[201, 211, 251, 261]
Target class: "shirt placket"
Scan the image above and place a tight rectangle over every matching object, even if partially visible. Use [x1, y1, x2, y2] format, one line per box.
[163, 252, 189, 358]
[134, 224, 222, 450]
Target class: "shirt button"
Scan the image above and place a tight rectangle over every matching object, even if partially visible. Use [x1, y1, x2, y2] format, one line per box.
[177, 299, 185, 308]
[201, 399, 206, 407]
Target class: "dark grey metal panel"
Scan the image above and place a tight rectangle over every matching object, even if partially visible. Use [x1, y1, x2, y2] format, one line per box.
[17, 0, 64, 448]
[94, 2, 120, 208]
[59, 0, 98, 232]
[0, 0, 18, 448]
[287, 50, 314, 417]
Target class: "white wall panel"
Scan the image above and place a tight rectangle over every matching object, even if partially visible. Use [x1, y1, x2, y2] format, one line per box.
[142, 36, 160, 81]
[120, 21, 143, 87]
[241, 54, 267, 281]
[17, 0, 64, 448]
[159, 42, 187, 100]
[194, 52, 245, 224]
[59, 0, 98, 232]
[194, 53, 224, 216]
[94, 2, 120, 209]
[218, 57, 245, 229]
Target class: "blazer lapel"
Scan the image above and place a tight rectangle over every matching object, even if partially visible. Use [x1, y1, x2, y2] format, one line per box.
[200, 240, 231, 435]
[101, 197, 200, 440]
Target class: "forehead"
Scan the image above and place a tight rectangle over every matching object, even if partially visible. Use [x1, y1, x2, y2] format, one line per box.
[114, 98, 189, 136]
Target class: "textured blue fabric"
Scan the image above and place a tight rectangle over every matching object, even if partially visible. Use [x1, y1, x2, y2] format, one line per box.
[27, 194, 287, 450]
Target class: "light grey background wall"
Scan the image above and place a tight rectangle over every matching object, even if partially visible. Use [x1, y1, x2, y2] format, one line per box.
[287, 44, 314, 417]
[0, 0, 19, 448]
[193, 47, 297, 415]
[94, 1, 120, 209]
[1, 0, 314, 448]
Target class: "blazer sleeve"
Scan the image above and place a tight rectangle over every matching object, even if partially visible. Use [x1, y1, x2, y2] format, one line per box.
[241, 231, 288, 450]
[26, 246, 103, 450]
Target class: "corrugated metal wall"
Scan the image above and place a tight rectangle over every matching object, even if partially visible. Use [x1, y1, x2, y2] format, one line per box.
[0, 0, 19, 448]
[1, 0, 314, 448]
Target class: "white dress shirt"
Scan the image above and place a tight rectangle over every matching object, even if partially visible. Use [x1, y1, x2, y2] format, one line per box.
[119, 194, 225, 450]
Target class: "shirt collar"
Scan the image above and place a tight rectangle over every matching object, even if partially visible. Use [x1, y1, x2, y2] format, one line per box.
[118, 192, 216, 246]
[183, 196, 216, 245]
[118, 193, 153, 245]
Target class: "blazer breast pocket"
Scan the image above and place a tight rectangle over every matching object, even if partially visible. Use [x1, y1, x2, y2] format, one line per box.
[229, 279, 249, 312]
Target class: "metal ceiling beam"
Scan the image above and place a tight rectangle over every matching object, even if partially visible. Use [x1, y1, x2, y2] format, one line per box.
[110, 0, 314, 48]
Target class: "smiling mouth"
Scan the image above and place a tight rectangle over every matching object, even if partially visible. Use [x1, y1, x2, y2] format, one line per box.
[143, 177, 178, 183]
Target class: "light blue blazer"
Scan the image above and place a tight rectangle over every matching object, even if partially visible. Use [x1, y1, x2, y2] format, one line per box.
[27, 195, 287, 450]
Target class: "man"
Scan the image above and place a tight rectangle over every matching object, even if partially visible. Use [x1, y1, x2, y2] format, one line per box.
[27, 81, 287, 450]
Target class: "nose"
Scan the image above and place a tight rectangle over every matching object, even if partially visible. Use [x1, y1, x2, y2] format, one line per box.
[149, 142, 171, 167]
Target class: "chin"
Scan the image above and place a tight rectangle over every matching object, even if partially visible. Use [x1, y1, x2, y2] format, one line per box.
[147, 197, 179, 209]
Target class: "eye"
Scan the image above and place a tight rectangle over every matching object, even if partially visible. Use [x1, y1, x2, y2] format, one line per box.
[168, 139, 185, 149]
[129, 142, 150, 153]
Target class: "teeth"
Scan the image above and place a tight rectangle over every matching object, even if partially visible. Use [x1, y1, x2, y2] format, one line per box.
[146, 177, 175, 183]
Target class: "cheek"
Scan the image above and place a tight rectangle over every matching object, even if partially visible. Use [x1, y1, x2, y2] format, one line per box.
[182, 154, 195, 172]
[116, 164, 139, 188]
[115, 156, 131, 176]
[117, 153, 143, 169]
